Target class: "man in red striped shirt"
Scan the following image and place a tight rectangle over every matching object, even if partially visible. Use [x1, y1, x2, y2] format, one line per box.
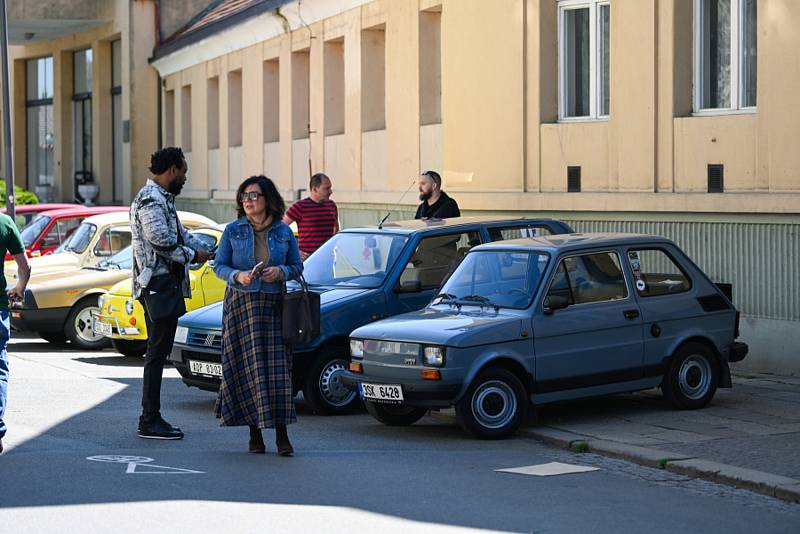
[283, 173, 339, 260]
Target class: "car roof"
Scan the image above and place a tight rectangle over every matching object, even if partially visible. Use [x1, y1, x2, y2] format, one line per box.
[473, 232, 675, 253]
[341, 216, 567, 235]
[29, 206, 128, 218]
[2, 203, 86, 214]
[78, 210, 216, 227]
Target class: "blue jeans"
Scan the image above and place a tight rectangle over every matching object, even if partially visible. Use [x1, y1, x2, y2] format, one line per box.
[0, 310, 9, 439]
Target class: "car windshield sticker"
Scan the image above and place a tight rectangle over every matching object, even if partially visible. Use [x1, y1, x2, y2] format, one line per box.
[628, 251, 646, 291]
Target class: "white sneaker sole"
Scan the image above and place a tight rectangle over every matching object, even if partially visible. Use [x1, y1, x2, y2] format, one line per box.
[137, 433, 183, 440]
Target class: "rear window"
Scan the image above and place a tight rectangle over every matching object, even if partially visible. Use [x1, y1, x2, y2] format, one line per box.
[627, 249, 691, 297]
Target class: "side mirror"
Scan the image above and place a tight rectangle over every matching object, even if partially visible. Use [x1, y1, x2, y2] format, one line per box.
[543, 294, 569, 315]
[395, 280, 422, 293]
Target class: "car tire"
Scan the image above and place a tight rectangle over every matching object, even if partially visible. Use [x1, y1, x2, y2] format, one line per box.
[302, 350, 361, 415]
[64, 297, 111, 351]
[38, 331, 67, 344]
[455, 367, 527, 440]
[365, 401, 428, 426]
[111, 339, 148, 358]
[662, 342, 719, 410]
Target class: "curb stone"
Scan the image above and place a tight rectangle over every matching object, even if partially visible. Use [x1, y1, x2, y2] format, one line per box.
[428, 411, 800, 504]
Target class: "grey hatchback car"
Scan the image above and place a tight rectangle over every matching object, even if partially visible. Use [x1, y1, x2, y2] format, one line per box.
[343, 233, 748, 439]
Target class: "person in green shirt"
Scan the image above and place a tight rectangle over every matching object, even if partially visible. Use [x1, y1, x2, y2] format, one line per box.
[0, 212, 31, 455]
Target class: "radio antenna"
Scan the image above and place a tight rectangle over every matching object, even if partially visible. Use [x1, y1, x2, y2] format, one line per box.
[378, 179, 416, 229]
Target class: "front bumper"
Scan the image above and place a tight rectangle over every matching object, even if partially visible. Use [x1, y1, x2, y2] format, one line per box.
[169, 344, 221, 392]
[92, 313, 145, 340]
[341, 370, 461, 408]
[10, 306, 70, 333]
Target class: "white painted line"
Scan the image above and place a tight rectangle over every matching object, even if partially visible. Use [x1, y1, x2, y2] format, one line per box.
[495, 462, 600, 477]
[86, 455, 205, 474]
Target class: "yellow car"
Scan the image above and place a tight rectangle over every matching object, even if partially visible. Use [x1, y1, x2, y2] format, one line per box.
[94, 227, 226, 357]
[8, 211, 217, 349]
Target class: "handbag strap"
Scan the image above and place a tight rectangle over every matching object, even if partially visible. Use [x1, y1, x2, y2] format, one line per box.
[282, 266, 309, 294]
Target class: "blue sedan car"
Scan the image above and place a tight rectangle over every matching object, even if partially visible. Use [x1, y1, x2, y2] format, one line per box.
[168, 216, 574, 414]
[343, 233, 748, 439]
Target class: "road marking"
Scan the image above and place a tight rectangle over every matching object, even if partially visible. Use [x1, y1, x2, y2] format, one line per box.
[86, 455, 205, 474]
[495, 462, 600, 477]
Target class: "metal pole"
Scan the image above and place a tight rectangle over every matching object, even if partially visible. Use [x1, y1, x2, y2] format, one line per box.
[0, 0, 14, 220]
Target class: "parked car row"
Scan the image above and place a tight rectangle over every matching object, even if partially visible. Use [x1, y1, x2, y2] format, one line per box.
[12, 208, 748, 440]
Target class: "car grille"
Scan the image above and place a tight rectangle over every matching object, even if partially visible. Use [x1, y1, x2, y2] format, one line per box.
[187, 329, 222, 349]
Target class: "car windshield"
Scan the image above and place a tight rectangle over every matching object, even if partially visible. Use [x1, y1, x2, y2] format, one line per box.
[434, 250, 550, 309]
[20, 214, 51, 246]
[302, 232, 408, 288]
[98, 246, 132, 270]
[61, 222, 97, 254]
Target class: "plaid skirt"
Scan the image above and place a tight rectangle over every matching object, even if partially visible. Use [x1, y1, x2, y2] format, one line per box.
[214, 289, 296, 428]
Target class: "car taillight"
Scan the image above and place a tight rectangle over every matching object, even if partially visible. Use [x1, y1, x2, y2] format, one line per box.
[735, 311, 741, 339]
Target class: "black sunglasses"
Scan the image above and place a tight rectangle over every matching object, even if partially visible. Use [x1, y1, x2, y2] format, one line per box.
[239, 191, 265, 202]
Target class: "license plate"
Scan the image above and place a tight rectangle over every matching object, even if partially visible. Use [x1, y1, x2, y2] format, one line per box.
[358, 382, 404, 404]
[92, 318, 113, 336]
[189, 360, 222, 378]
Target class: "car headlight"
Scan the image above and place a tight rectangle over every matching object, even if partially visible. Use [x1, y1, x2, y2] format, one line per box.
[174, 326, 189, 344]
[350, 339, 364, 359]
[124, 299, 134, 315]
[98, 295, 105, 309]
[423, 346, 445, 367]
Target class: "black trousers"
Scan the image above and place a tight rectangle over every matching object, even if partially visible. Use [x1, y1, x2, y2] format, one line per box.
[141, 309, 180, 420]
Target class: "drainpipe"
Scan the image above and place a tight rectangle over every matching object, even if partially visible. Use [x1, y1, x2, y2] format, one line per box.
[0, 0, 14, 219]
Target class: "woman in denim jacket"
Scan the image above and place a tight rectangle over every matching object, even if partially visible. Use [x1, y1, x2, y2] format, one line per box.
[213, 175, 303, 456]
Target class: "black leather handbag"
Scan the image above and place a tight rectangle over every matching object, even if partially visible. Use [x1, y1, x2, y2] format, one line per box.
[281, 273, 320, 345]
[140, 273, 186, 321]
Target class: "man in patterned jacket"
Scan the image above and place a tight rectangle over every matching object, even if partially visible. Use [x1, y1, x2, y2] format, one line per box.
[131, 147, 214, 440]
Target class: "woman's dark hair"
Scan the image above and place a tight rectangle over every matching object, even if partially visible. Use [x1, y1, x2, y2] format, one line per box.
[149, 147, 185, 175]
[235, 175, 285, 220]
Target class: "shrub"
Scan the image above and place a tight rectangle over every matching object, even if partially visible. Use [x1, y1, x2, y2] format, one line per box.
[0, 181, 39, 207]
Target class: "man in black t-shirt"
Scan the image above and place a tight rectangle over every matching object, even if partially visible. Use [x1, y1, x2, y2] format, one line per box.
[414, 170, 461, 220]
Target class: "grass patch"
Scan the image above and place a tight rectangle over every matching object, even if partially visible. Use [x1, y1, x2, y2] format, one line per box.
[571, 441, 589, 453]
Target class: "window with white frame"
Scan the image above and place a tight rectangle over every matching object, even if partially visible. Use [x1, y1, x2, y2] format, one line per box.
[694, 0, 757, 112]
[558, 0, 610, 120]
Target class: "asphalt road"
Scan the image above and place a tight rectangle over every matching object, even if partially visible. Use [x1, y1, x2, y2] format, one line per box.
[1, 336, 798, 534]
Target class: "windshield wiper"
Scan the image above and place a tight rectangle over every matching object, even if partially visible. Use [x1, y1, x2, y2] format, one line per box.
[455, 295, 499, 311]
[433, 292, 458, 304]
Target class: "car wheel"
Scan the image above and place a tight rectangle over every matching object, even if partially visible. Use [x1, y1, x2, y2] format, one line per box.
[456, 367, 527, 440]
[662, 342, 719, 410]
[38, 331, 67, 344]
[111, 339, 148, 358]
[64, 297, 111, 350]
[302, 350, 361, 415]
[365, 402, 428, 426]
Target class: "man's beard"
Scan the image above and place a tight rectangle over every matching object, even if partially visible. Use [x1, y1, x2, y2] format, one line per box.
[168, 180, 184, 196]
[419, 190, 431, 202]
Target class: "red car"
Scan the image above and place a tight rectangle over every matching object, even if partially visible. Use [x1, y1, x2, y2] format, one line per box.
[10, 206, 128, 260]
[2, 203, 83, 230]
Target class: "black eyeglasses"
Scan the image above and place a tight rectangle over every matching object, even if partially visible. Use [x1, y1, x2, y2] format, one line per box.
[239, 191, 265, 202]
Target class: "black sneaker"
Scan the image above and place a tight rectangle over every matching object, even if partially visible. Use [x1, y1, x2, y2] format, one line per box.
[138, 417, 184, 440]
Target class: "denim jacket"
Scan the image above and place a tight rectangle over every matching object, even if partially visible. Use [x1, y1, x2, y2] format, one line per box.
[213, 217, 303, 293]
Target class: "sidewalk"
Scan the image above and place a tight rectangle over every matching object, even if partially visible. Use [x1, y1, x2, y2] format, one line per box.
[440, 372, 800, 503]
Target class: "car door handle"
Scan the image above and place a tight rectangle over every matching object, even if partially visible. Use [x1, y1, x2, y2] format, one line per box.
[623, 309, 640, 320]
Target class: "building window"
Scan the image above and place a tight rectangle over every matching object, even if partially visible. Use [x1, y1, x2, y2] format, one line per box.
[361, 24, 386, 131]
[419, 7, 442, 126]
[111, 39, 122, 203]
[207, 77, 219, 149]
[694, 0, 757, 112]
[263, 60, 279, 143]
[73, 48, 93, 189]
[228, 70, 242, 147]
[558, 0, 610, 120]
[25, 57, 54, 196]
[181, 84, 192, 151]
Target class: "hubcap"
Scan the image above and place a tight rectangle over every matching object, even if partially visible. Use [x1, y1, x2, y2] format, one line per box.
[319, 359, 357, 407]
[471, 380, 517, 430]
[74, 306, 103, 344]
[678, 355, 712, 400]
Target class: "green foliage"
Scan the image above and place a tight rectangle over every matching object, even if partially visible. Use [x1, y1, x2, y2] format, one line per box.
[0, 181, 39, 207]
[572, 441, 590, 453]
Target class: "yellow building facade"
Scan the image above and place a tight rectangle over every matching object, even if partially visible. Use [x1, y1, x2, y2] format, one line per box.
[150, 0, 799, 374]
[4, 1, 798, 374]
